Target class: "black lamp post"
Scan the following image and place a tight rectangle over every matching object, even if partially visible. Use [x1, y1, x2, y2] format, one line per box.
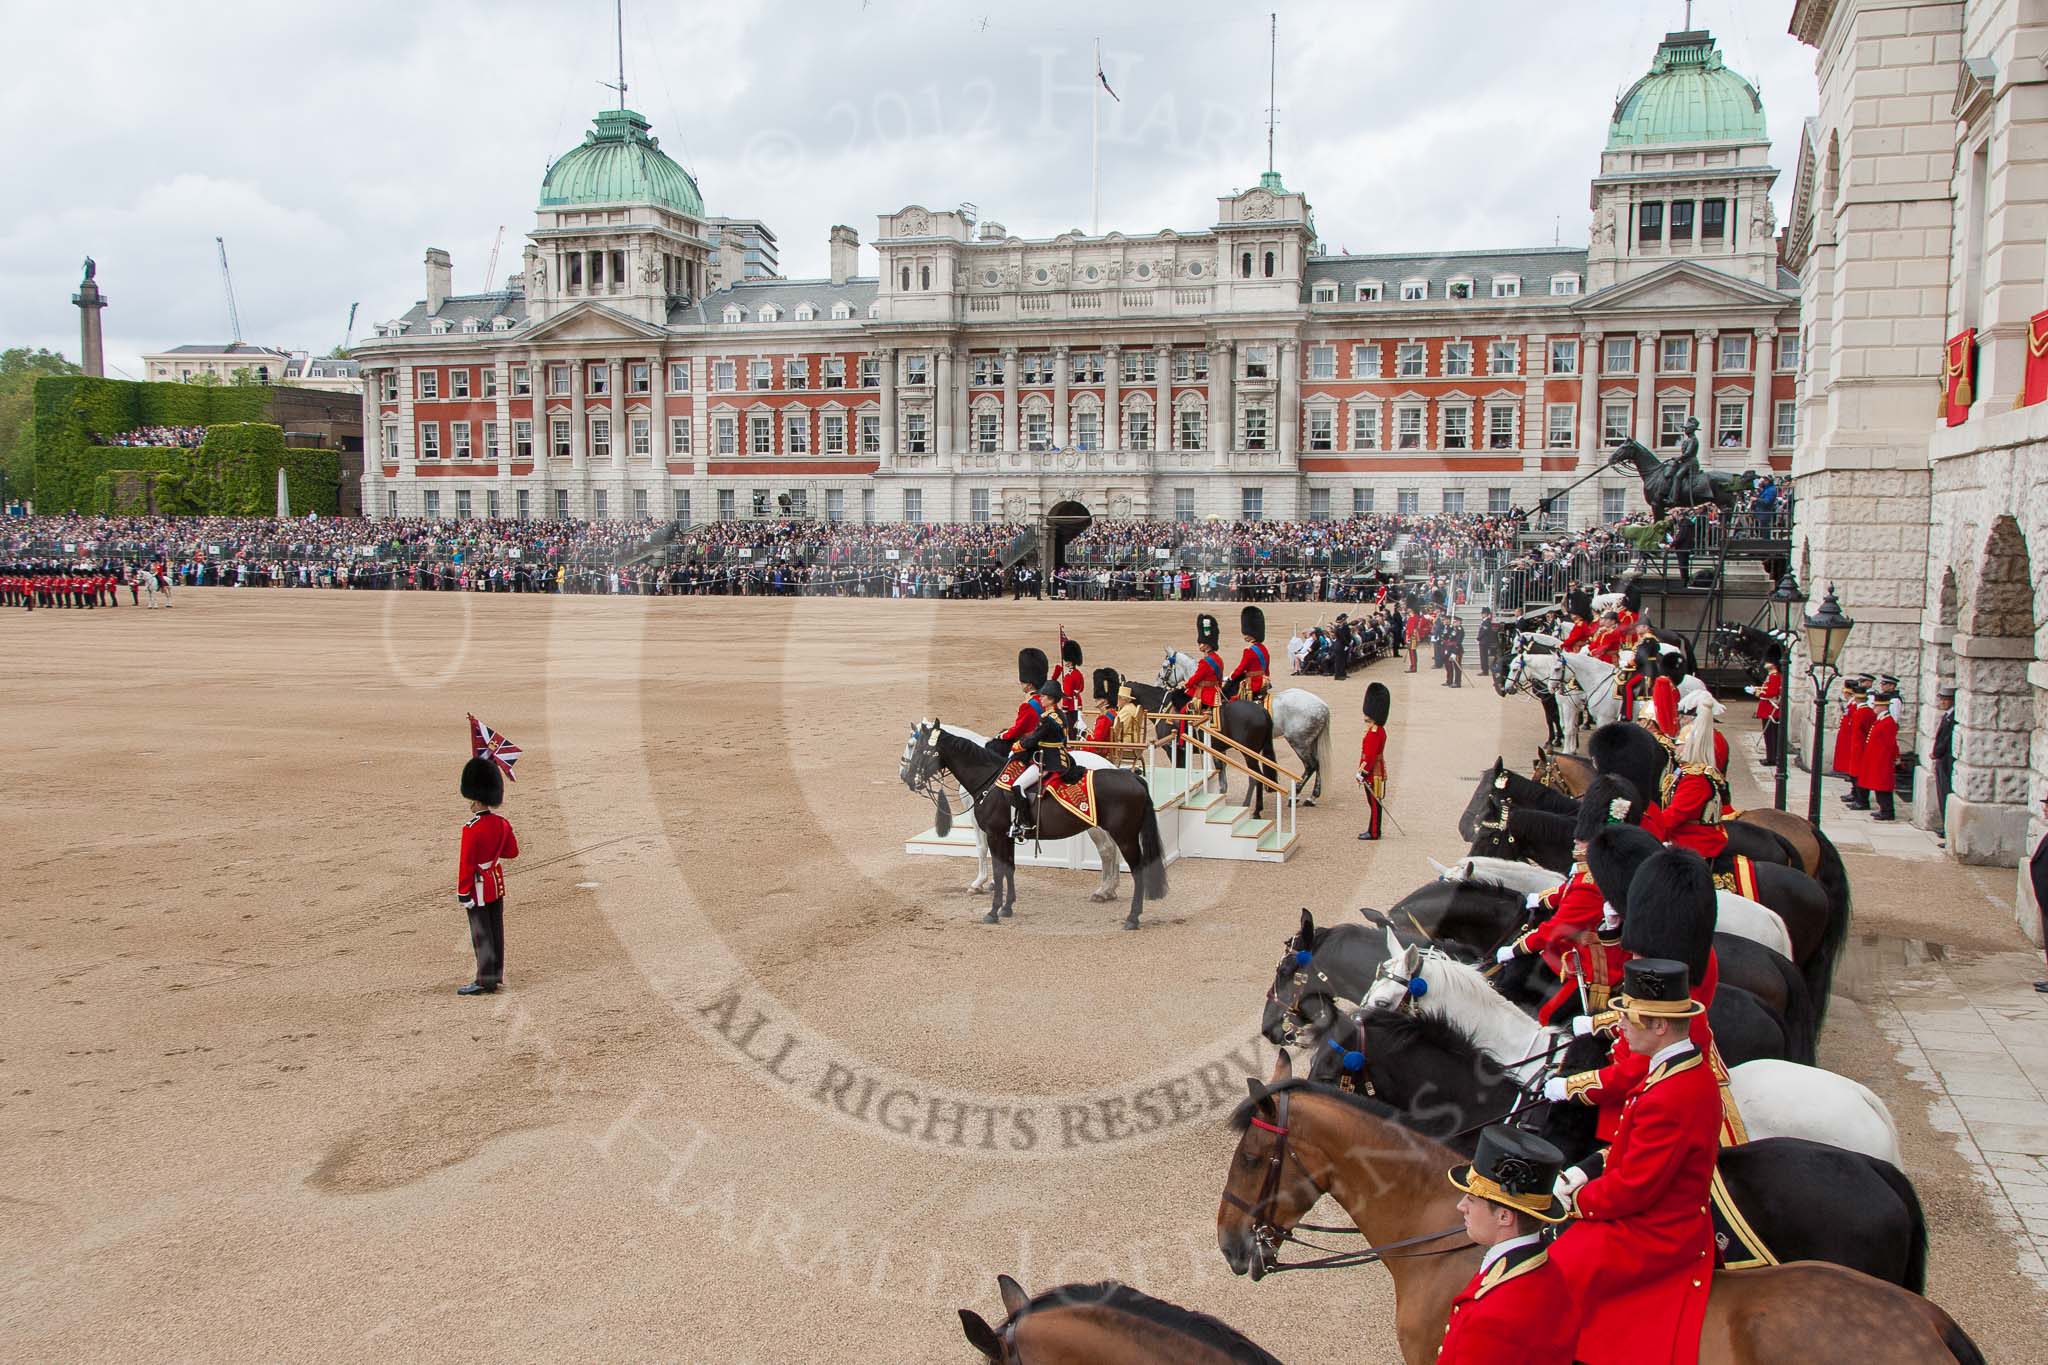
[1802, 584, 1856, 827]
[1769, 572, 1806, 811]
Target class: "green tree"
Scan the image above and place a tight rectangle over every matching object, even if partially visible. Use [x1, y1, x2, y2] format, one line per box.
[0, 347, 81, 504]
[186, 371, 221, 387]
[229, 367, 257, 387]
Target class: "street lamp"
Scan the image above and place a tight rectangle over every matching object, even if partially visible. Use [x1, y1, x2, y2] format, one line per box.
[1769, 572, 1806, 811]
[1802, 583, 1856, 827]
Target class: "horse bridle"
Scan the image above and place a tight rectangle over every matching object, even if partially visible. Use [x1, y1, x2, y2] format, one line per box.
[907, 726, 1002, 808]
[1223, 1085, 1469, 1275]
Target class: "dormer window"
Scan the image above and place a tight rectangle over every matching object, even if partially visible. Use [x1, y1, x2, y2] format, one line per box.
[868, 303, 880, 319]
[722, 305, 744, 323]
[430, 319, 451, 335]
[461, 318, 481, 334]
[794, 303, 816, 321]
[831, 301, 852, 320]
[1447, 276, 1473, 300]
[1550, 274, 1581, 296]
[759, 304, 781, 322]
[1401, 279, 1427, 301]
[1491, 277, 1521, 299]
[491, 316, 511, 331]
[1356, 280, 1382, 302]
[1310, 282, 1337, 304]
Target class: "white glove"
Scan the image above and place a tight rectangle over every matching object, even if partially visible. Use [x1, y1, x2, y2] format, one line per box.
[1553, 1165, 1589, 1211]
[1496, 944, 1520, 965]
[1542, 1076, 1570, 1102]
[1524, 891, 1545, 911]
[1572, 1014, 1599, 1037]
[1598, 901, 1622, 933]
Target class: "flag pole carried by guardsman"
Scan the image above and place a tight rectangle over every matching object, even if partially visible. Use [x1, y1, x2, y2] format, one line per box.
[457, 715, 522, 997]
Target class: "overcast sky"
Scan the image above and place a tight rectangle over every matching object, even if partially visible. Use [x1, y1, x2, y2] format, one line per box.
[0, 0, 1819, 380]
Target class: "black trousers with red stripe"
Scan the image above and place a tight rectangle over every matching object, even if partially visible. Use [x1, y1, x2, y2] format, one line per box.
[466, 899, 505, 987]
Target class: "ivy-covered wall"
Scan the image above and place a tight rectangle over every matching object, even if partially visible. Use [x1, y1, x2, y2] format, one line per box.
[30, 377, 338, 514]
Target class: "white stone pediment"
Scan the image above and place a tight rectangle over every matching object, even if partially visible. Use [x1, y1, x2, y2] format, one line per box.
[521, 302, 667, 343]
[1579, 261, 1789, 313]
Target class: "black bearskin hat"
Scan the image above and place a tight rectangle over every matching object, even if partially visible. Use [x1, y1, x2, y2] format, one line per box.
[1196, 613, 1220, 649]
[1567, 588, 1594, 622]
[461, 756, 504, 807]
[1241, 605, 1266, 642]
[1363, 681, 1391, 726]
[1622, 582, 1642, 616]
[1588, 720, 1668, 808]
[1061, 637, 1083, 666]
[1583, 824, 1662, 911]
[1620, 848, 1717, 980]
[1659, 645, 1688, 683]
[1572, 773, 1642, 844]
[1092, 667, 1120, 704]
[1018, 647, 1049, 689]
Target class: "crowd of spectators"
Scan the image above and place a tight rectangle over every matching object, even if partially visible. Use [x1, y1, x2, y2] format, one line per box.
[1065, 512, 1523, 569]
[90, 425, 208, 449]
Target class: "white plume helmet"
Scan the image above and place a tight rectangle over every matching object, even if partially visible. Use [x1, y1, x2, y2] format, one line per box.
[1678, 692, 1719, 768]
[1677, 689, 1726, 718]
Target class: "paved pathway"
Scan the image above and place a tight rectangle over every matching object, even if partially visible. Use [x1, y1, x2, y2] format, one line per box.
[1732, 738, 1946, 862]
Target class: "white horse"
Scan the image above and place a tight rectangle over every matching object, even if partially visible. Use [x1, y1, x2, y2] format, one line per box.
[1156, 648, 1334, 804]
[1502, 639, 1574, 750]
[1428, 856, 1797, 960]
[1363, 936, 1904, 1167]
[900, 725, 1123, 901]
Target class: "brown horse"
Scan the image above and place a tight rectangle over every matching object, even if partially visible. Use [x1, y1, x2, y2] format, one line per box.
[959, 1274, 1282, 1364]
[1217, 1052, 1984, 1365]
[1540, 747, 1826, 879]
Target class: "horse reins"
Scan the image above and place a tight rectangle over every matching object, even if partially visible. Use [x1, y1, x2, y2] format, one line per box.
[1225, 1088, 1470, 1275]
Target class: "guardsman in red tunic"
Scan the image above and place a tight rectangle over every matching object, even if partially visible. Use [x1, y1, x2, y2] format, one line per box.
[996, 647, 1052, 758]
[456, 755, 519, 996]
[1183, 614, 1226, 731]
[1545, 958, 1721, 1365]
[1357, 682, 1390, 841]
[1642, 691, 1729, 862]
[1746, 661, 1783, 764]
[1498, 773, 1638, 1023]
[1051, 633, 1085, 733]
[1082, 667, 1120, 756]
[1437, 1126, 1577, 1365]
[1859, 685, 1903, 821]
[1226, 606, 1273, 710]
[1405, 606, 1427, 671]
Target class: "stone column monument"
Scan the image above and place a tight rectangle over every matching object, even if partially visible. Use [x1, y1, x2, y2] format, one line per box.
[72, 258, 107, 377]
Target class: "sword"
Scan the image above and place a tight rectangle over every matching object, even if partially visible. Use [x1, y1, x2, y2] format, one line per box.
[1355, 772, 1406, 835]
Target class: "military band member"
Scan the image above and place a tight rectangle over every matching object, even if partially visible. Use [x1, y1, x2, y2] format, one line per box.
[456, 755, 519, 996]
[1357, 681, 1390, 841]
[1545, 959, 1721, 1365]
[1439, 1126, 1577, 1365]
[1226, 606, 1272, 710]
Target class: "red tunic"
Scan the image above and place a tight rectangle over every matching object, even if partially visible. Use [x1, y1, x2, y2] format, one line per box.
[1753, 673, 1780, 722]
[1523, 870, 1625, 1025]
[1082, 712, 1113, 755]
[1228, 642, 1271, 695]
[997, 696, 1047, 743]
[1559, 620, 1595, 653]
[1435, 1240, 1577, 1365]
[1711, 730, 1728, 776]
[456, 810, 519, 906]
[1856, 711, 1900, 792]
[1566, 954, 1718, 1143]
[1357, 723, 1387, 785]
[1587, 624, 1625, 663]
[1642, 772, 1728, 860]
[1549, 1045, 1721, 1365]
[1832, 701, 1870, 777]
[1186, 651, 1226, 708]
[1053, 665, 1084, 722]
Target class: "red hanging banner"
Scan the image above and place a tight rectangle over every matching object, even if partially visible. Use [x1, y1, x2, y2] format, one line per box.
[2022, 309, 2048, 410]
[1942, 328, 1976, 427]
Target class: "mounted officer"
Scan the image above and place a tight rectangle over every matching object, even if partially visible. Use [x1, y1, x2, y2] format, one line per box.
[1000, 649, 1075, 841]
[1184, 612, 1227, 728]
[1225, 605, 1273, 711]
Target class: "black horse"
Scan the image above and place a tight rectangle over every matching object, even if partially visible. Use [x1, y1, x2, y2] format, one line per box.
[902, 722, 1167, 930]
[1714, 622, 1792, 684]
[1300, 1008, 1926, 1291]
[1608, 437, 1760, 521]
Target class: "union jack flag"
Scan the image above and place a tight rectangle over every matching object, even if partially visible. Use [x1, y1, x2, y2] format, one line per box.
[468, 713, 522, 782]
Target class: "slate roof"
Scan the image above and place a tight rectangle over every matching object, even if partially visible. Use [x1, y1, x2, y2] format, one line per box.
[160, 342, 292, 356]
[389, 291, 530, 332]
[1301, 247, 1590, 302]
[671, 276, 880, 325]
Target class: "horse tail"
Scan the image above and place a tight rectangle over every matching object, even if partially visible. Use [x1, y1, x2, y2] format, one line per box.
[1778, 955, 1818, 1067]
[1869, 1156, 1929, 1295]
[1807, 829, 1852, 1032]
[1936, 1314, 1988, 1365]
[1311, 705, 1333, 785]
[1137, 803, 1168, 900]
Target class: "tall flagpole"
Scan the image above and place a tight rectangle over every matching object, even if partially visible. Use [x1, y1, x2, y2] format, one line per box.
[1091, 38, 1101, 234]
[1267, 12, 1277, 174]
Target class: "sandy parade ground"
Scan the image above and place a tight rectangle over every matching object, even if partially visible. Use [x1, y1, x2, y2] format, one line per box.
[4, 590, 2046, 1362]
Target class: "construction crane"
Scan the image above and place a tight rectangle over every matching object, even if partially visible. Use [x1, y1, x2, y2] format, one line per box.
[483, 225, 505, 292]
[341, 302, 359, 353]
[215, 237, 243, 345]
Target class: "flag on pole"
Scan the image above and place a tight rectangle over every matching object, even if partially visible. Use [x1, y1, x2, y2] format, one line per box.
[468, 713, 522, 782]
[1096, 60, 1119, 102]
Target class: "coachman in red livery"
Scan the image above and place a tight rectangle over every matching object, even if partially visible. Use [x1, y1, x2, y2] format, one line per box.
[1437, 1126, 1577, 1365]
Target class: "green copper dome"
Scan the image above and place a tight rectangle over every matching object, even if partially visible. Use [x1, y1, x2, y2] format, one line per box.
[540, 108, 704, 217]
[1607, 31, 1765, 148]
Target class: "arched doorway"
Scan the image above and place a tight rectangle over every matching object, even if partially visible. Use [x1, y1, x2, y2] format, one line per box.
[1044, 500, 1092, 574]
[1951, 516, 2038, 866]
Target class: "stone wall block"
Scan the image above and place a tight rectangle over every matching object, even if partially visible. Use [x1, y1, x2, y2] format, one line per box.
[1995, 769, 2034, 803]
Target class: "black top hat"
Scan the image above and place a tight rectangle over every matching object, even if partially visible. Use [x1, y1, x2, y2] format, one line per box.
[461, 756, 504, 808]
[1240, 605, 1266, 642]
[1572, 773, 1641, 844]
[1196, 613, 1220, 649]
[1613, 957, 1705, 1020]
[1363, 681, 1391, 726]
[1018, 647, 1049, 689]
[1061, 637, 1084, 666]
[1449, 1126, 1569, 1224]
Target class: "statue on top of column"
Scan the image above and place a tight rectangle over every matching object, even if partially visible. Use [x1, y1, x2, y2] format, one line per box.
[82, 257, 96, 283]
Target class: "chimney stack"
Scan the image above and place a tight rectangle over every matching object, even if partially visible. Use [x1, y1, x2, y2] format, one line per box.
[829, 226, 859, 286]
[424, 248, 453, 314]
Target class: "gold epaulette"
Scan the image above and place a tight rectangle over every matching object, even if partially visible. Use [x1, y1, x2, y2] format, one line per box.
[1563, 1071, 1603, 1103]
[1677, 761, 1716, 777]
